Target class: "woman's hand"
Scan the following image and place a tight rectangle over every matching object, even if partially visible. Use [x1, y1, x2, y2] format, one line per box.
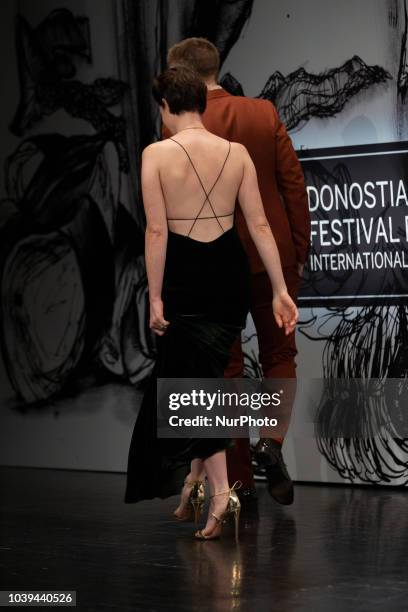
[150, 298, 170, 336]
[272, 292, 298, 336]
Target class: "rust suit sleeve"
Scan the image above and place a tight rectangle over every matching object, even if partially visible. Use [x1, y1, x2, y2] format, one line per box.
[271, 104, 311, 265]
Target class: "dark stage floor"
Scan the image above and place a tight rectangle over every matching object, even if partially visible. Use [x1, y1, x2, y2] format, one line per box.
[1, 467, 407, 612]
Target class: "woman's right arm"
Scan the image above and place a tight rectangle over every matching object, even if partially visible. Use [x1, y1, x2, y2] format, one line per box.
[141, 144, 170, 336]
[237, 144, 298, 335]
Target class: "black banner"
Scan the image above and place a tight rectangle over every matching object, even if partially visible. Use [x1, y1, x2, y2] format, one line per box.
[297, 141, 408, 307]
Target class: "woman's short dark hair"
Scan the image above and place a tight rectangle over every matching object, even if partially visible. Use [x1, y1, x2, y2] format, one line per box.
[152, 66, 207, 115]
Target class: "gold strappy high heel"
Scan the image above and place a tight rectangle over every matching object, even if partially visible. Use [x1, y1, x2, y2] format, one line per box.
[173, 479, 205, 526]
[195, 481, 242, 541]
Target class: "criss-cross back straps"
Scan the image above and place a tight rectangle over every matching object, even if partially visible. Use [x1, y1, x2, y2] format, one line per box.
[168, 138, 232, 237]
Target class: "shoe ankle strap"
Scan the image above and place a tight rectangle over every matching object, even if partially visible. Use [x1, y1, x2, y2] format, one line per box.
[209, 489, 230, 499]
[210, 480, 242, 498]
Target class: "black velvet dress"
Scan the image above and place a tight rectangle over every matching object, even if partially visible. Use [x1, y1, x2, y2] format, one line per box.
[124, 140, 250, 503]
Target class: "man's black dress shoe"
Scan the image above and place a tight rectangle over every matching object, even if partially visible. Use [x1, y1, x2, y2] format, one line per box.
[254, 439, 294, 505]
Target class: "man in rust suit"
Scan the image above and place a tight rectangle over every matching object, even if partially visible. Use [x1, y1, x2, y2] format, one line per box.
[165, 38, 311, 505]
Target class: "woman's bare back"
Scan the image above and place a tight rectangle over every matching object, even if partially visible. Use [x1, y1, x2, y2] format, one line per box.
[156, 130, 245, 242]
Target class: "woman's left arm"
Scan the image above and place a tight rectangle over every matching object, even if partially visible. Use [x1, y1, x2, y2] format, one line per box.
[141, 144, 169, 335]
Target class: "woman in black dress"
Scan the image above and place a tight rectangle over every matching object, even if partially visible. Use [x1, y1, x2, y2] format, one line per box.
[124, 67, 298, 540]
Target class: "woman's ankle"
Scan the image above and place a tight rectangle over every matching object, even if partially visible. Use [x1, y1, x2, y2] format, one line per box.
[186, 474, 205, 485]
